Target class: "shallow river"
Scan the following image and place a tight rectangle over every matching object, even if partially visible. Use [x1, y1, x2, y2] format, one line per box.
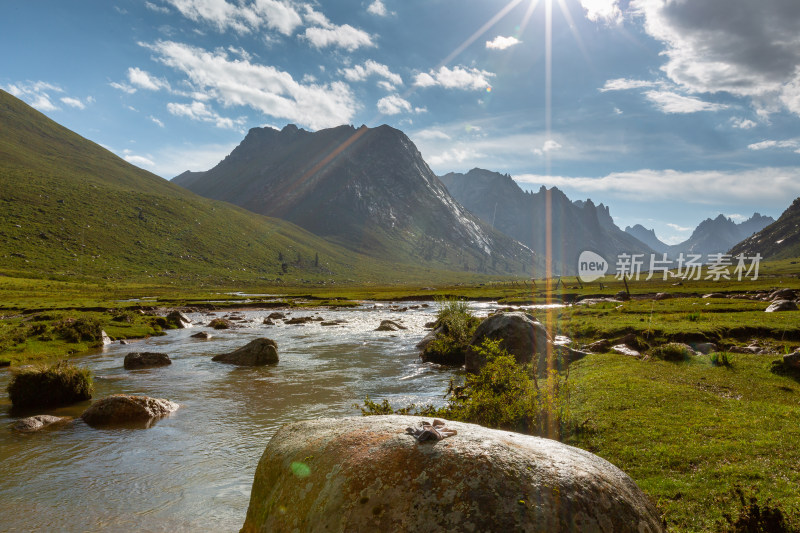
[0, 301, 553, 532]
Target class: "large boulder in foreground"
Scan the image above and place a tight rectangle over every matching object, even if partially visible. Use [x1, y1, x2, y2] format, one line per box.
[81, 394, 178, 427]
[241, 415, 664, 533]
[123, 352, 172, 370]
[212, 338, 278, 366]
[465, 312, 550, 373]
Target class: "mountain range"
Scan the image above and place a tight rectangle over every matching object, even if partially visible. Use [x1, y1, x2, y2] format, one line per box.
[625, 213, 774, 257]
[173, 124, 537, 275]
[438, 168, 653, 274]
[2, 87, 797, 285]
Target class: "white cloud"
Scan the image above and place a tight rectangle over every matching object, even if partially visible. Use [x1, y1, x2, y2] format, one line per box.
[725, 213, 746, 222]
[149, 115, 166, 127]
[730, 117, 757, 129]
[128, 67, 171, 91]
[486, 35, 521, 50]
[110, 81, 137, 94]
[666, 223, 692, 232]
[514, 167, 800, 205]
[414, 65, 495, 91]
[167, 100, 244, 129]
[428, 148, 484, 167]
[341, 60, 402, 87]
[60, 97, 86, 109]
[123, 149, 156, 167]
[579, 0, 622, 24]
[376, 95, 412, 115]
[533, 139, 563, 156]
[414, 129, 451, 141]
[145, 1, 170, 14]
[644, 90, 728, 113]
[144, 40, 356, 130]
[302, 24, 374, 51]
[747, 138, 800, 152]
[376, 80, 395, 91]
[629, 0, 800, 116]
[367, 0, 389, 16]
[164, 0, 302, 36]
[4, 81, 63, 111]
[600, 78, 661, 92]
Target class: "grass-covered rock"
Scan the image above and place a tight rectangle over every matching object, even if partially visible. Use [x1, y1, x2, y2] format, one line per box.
[649, 342, 694, 361]
[419, 298, 480, 365]
[7, 360, 93, 408]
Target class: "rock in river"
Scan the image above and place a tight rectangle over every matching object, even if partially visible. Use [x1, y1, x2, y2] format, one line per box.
[376, 319, 406, 331]
[167, 310, 192, 328]
[464, 312, 550, 373]
[81, 395, 178, 427]
[123, 352, 172, 369]
[212, 338, 279, 366]
[240, 415, 664, 533]
[13, 415, 72, 432]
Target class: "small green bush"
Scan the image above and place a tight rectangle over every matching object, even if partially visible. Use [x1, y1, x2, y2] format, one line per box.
[53, 317, 103, 343]
[711, 352, 733, 367]
[364, 339, 573, 439]
[7, 360, 93, 408]
[687, 312, 702, 322]
[421, 297, 481, 364]
[650, 342, 693, 362]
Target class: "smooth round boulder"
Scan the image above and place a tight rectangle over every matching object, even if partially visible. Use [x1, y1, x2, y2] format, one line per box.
[81, 394, 178, 427]
[766, 300, 798, 312]
[123, 352, 172, 370]
[240, 415, 664, 533]
[212, 338, 278, 366]
[13, 415, 72, 432]
[465, 312, 550, 373]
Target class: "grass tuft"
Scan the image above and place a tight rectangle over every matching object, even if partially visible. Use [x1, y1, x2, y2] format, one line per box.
[7, 360, 93, 408]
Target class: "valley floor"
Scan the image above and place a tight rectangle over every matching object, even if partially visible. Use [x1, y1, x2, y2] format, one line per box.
[2, 264, 800, 530]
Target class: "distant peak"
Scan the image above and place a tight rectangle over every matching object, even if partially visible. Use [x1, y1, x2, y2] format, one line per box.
[281, 124, 299, 133]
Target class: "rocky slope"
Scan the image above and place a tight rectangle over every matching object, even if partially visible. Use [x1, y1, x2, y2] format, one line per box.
[174, 125, 536, 275]
[730, 198, 800, 259]
[625, 213, 774, 258]
[439, 168, 652, 274]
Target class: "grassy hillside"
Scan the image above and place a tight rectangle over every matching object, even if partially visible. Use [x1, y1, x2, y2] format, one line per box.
[0, 89, 427, 284]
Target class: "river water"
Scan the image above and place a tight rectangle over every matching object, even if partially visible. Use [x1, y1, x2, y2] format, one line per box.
[1, 301, 551, 532]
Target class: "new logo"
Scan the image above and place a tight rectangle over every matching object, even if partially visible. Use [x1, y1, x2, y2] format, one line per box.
[578, 251, 608, 282]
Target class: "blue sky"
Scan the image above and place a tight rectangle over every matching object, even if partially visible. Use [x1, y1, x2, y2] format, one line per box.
[3, 0, 800, 245]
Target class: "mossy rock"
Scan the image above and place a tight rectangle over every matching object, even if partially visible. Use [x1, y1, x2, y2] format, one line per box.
[7, 361, 93, 408]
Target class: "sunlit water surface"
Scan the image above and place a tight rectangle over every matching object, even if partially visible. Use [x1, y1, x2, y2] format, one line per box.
[0, 302, 552, 532]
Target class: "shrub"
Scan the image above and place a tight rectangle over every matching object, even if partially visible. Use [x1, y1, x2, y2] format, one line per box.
[687, 312, 702, 322]
[364, 339, 573, 440]
[711, 352, 733, 367]
[53, 317, 103, 343]
[421, 297, 481, 364]
[7, 360, 93, 408]
[650, 342, 693, 361]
